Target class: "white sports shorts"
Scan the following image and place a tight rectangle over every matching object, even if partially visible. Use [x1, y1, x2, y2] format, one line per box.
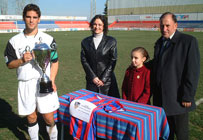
[18, 79, 59, 115]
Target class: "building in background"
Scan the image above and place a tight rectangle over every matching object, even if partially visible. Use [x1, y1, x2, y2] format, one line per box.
[107, 0, 203, 31]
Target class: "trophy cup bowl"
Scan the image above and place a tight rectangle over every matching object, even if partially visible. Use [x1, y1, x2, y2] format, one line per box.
[33, 43, 54, 94]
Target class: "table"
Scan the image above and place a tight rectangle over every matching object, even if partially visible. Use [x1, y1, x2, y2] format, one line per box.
[54, 89, 169, 140]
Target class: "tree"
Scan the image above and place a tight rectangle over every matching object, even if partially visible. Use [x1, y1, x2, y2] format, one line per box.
[15, 0, 26, 15]
[15, 0, 38, 15]
[0, 0, 8, 15]
[103, 0, 108, 16]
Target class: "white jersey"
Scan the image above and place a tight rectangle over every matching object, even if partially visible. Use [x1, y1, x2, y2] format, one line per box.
[5, 31, 55, 81]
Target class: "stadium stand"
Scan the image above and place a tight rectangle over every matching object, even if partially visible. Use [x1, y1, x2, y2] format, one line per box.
[0, 15, 90, 33]
[107, 0, 203, 31]
[16, 20, 89, 30]
[1, 19, 203, 32]
[109, 20, 203, 30]
[17, 21, 60, 29]
[55, 21, 89, 29]
[178, 21, 203, 28]
[109, 21, 159, 29]
[0, 21, 17, 30]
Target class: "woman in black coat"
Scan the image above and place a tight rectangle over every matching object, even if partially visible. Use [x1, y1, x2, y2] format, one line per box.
[81, 15, 120, 98]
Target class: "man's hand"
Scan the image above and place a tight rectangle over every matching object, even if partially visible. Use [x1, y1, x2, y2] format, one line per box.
[52, 82, 57, 92]
[22, 51, 33, 62]
[182, 101, 191, 108]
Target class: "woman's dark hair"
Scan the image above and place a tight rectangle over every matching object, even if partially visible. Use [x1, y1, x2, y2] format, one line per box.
[160, 12, 177, 23]
[90, 15, 108, 35]
[23, 4, 41, 19]
[131, 47, 150, 62]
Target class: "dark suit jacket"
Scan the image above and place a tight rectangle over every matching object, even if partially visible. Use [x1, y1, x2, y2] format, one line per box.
[152, 30, 200, 116]
[81, 35, 120, 98]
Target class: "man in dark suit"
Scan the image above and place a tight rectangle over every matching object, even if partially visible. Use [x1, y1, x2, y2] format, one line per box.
[152, 12, 200, 140]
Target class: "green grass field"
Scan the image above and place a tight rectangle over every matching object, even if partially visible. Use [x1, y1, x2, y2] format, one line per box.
[0, 30, 202, 139]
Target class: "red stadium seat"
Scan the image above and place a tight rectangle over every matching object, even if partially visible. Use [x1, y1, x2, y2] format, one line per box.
[0, 21, 17, 30]
[55, 21, 89, 29]
[109, 21, 160, 29]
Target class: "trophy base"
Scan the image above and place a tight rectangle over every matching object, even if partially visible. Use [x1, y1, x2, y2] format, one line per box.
[39, 81, 53, 94]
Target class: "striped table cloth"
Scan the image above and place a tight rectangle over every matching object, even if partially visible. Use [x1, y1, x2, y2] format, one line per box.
[54, 89, 169, 140]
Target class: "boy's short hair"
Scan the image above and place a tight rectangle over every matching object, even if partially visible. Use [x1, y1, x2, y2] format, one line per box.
[23, 4, 41, 19]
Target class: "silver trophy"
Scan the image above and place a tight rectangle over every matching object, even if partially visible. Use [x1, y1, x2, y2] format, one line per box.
[32, 41, 57, 94]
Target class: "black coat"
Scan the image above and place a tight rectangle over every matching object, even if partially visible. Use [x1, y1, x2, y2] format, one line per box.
[81, 35, 120, 98]
[152, 30, 200, 116]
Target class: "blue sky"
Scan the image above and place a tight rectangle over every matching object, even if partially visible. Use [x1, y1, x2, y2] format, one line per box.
[38, 0, 106, 19]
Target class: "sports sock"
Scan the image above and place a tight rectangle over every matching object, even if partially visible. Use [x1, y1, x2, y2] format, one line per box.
[28, 122, 39, 140]
[46, 124, 58, 140]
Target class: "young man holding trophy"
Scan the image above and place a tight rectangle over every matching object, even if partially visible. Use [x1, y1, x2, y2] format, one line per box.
[4, 4, 59, 140]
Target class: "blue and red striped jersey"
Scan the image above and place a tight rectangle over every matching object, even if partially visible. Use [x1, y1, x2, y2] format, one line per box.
[69, 92, 125, 140]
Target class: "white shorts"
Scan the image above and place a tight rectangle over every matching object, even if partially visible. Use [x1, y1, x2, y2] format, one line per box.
[18, 79, 59, 115]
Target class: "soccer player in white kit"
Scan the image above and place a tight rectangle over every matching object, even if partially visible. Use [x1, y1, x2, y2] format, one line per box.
[4, 4, 59, 140]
